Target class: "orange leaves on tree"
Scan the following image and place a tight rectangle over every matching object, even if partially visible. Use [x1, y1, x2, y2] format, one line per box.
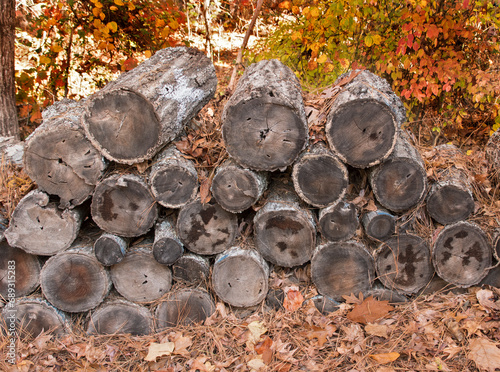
[347, 296, 394, 324]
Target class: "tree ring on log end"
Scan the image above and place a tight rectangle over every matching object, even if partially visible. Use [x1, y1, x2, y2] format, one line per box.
[318, 201, 358, 242]
[426, 185, 475, 225]
[211, 166, 261, 212]
[150, 164, 198, 208]
[222, 98, 307, 171]
[326, 99, 397, 168]
[153, 237, 183, 265]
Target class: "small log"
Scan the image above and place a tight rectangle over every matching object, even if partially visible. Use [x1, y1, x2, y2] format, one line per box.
[325, 70, 405, 168]
[40, 247, 111, 313]
[292, 142, 348, 208]
[310, 295, 341, 314]
[318, 200, 358, 242]
[110, 248, 172, 303]
[265, 288, 285, 310]
[212, 246, 269, 307]
[480, 266, 500, 288]
[362, 209, 396, 242]
[91, 173, 158, 237]
[172, 253, 210, 285]
[153, 217, 184, 265]
[211, 158, 268, 213]
[24, 99, 107, 208]
[4, 189, 85, 255]
[311, 241, 375, 301]
[374, 234, 434, 294]
[222, 59, 308, 171]
[369, 132, 427, 212]
[149, 144, 198, 209]
[93, 233, 129, 266]
[432, 221, 492, 287]
[82, 47, 217, 164]
[87, 297, 153, 335]
[177, 198, 238, 255]
[254, 181, 316, 267]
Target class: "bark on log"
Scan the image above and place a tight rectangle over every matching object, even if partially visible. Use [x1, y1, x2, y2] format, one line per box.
[432, 221, 492, 287]
[82, 47, 217, 164]
[369, 131, 427, 212]
[110, 248, 172, 303]
[211, 158, 268, 213]
[172, 253, 210, 285]
[325, 70, 405, 168]
[318, 200, 358, 242]
[367, 286, 408, 303]
[362, 209, 396, 242]
[91, 173, 158, 237]
[149, 144, 198, 208]
[153, 216, 184, 265]
[93, 233, 129, 266]
[0, 136, 24, 167]
[480, 265, 500, 288]
[222, 59, 308, 171]
[155, 288, 215, 329]
[485, 128, 500, 179]
[310, 295, 341, 315]
[4, 189, 85, 255]
[374, 234, 434, 294]
[24, 99, 107, 208]
[177, 198, 238, 255]
[292, 142, 348, 208]
[212, 246, 269, 307]
[254, 181, 316, 267]
[311, 241, 375, 301]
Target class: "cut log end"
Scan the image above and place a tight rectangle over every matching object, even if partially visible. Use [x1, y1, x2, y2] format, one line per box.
[172, 253, 210, 285]
[153, 237, 184, 265]
[150, 165, 198, 208]
[427, 185, 475, 225]
[318, 201, 358, 242]
[94, 234, 128, 266]
[362, 210, 396, 241]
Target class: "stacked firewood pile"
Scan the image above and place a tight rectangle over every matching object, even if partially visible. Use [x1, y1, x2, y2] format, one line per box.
[1, 46, 499, 337]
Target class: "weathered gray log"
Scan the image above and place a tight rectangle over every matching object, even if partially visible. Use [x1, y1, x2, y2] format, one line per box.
[432, 221, 492, 287]
[480, 265, 500, 288]
[93, 232, 129, 266]
[177, 198, 238, 255]
[172, 253, 210, 285]
[369, 131, 427, 212]
[155, 288, 215, 329]
[374, 234, 434, 294]
[318, 200, 358, 242]
[153, 216, 184, 265]
[149, 144, 198, 209]
[82, 47, 217, 164]
[311, 241, 375, 301]
[292, 142, 348, 208]
[367, 286, 408, 303]
[222, 59, 308, 171]
[493, 230, 500, 261]
[24, 99, 107, 208]
[485, 128, 500, 179]
[254, 181, 316, 267]
[362, 208, 396, 242]
[91, 173, 158, 237]
[212, 246, 269, 307]
[110, 248, 172, 303]
[87, 297, 153, 335]
[211, 158, 268, 213]
[0, 136, 24, 167]
[310, 295, 341, 315]
[4, 189, 85, 255]
[325, 70, 405, 168]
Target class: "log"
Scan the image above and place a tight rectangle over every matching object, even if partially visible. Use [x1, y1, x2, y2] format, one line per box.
[432, 221, 492, 287]
[374, 234, 434, 294]
[485, 128, 500, 179]
[4, 189, 85, 255]
[82, 47, 217, 164]
[292, 142, 348, 208]
[153, 216, 184, 265]
[212, 246, 269, 307]
[222, 59, 308, 171]
[24, 99, 107, 208]
[172, 253, 210, 285]
[310, 295, 341, 314]
[362, 208, 396, 242]
[254, 181, 316, 267]
[480, 265, 500, 288]
[211, 158, 268, 213]
[265, 288, 284, 310]
[325, 70, 405, 168]
[177, 198, 238, 255]
[493, 230, 500, 261]
[149, 144, 198, 209]
[0, 136, 24, 167]
[155, 288, 215, 329]
[367, 287, 408, 303]
[93, 233, 129, 266]
[87, 297, 153, 335]
[318, 200, 358, 242]
[369, 131, 427, 212]
[311, 241, 375, 301]
[91, 173, 158, 237]
[110, 248, 172, 303]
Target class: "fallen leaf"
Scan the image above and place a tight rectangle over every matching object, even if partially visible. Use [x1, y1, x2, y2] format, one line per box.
[173, 333, 192, 356]
[365, 323, 389, 338]
[144, 342, 175, 362]
[369, 352, 400, 364]
[254, 336, 273, 364]
[247, 356, 266, 371]
[199, 177, 212, 204]
[347, 296, 394, 324]
[247, 321, 267, 344]
[342, 292, 364, 304]
[283, 288, 304, 311]
[302, 324, 336, 347]
[468, 338, 500, 371]
[476, 288, 500, 311]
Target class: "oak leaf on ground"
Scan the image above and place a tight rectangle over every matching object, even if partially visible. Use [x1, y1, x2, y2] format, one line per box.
[347, 296, 394, 324]
[468, 338, 500, 371]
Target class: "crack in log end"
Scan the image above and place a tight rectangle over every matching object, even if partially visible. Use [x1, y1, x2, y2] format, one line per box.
[98, 191, 118, 221]
[265, 215, 304, 234]
[199, 206, 216, 224]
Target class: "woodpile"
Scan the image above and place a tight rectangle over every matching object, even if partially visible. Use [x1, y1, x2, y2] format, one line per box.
[1, 47, 499, 338]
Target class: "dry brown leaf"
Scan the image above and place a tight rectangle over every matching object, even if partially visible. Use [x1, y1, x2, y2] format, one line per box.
[347, 296, 394, 324]
[302, 324, 336, 347]
[173, 333, 192, 356]
[247, 356, 266, 371]
[144, 342, 174, 362]
[468, 338, 500, 371]
[199, 176, 212, 204]
[247, 321, 267, 344]
[254, 336, 273, 364]
[365, 323, 389, 338]
[369, 352, 400, 364]
[283, 288, 304, 311]
[343, 292, 364, 304]
[476, 288, 500, 311]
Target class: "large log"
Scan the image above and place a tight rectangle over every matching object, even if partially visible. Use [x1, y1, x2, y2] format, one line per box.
[222, 59, 308, 171]
[325, 70, 405, 168]
[82, 47, 217, 164]
[318, 200, 358, 242]
[153, 216, 184, 265]
[172, 253, 210, 285]
[4, 189, 85, 255]
[24, 99, 107, 208]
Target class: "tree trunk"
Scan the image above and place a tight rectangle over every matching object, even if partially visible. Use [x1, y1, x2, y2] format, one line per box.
[362, 208, 396, 242]
[222, 59, 308, 171]
[318, 200, 358, 242]
[4, 189, 85, 255]
[93, 232, 129, 266]
[374, 234, 434, 294]
[325, 70, 405, 168]
[311, 241, 375, 301]
[82, 47, 217, 164]
[432, 221, 492, 287]
[91, 173, 158, 237]
[211, 158, 268, 213]
[24, 99, 108, 208]
[172, 252, 210, 285]
[212, 246, 269, 307]
[292, 142, 348, 208]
